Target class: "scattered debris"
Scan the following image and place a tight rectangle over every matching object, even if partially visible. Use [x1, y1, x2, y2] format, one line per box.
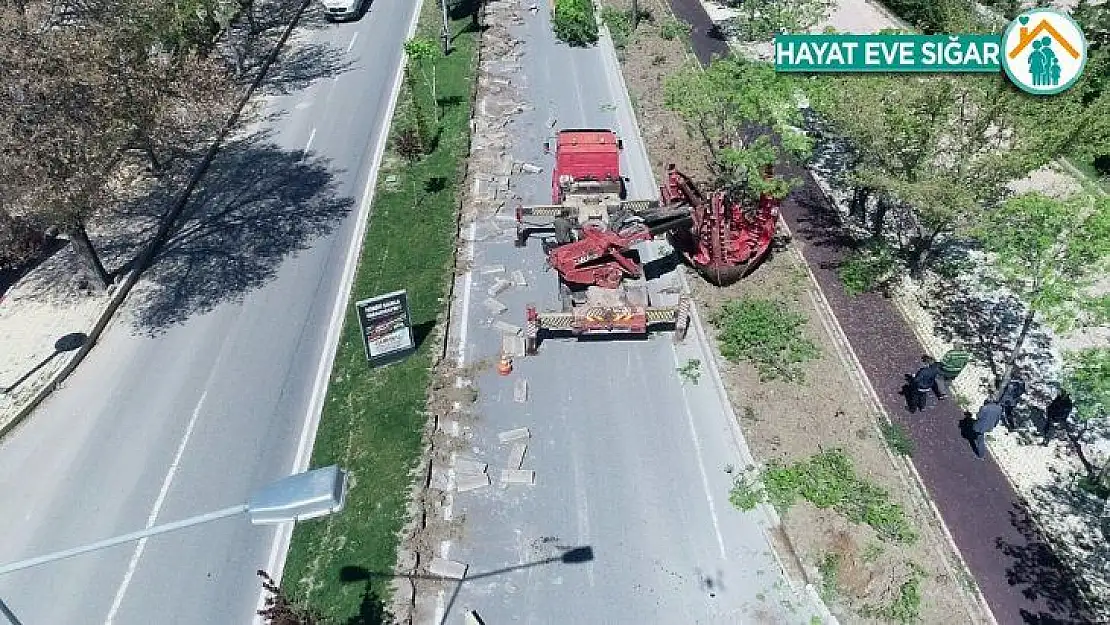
[513, 378, 529, 403]
[454, 458, 488, 474]
[498, 427, 531, 443]
[428, 558, 469, 580]
[456, 472, 491, 492]
[480, 264, 506, 275]
[494, 320, 522, 335]
[502, 333, 527, 357]
[488, 278, 512, 296]
[511, 270, 528, 287]
[500, 469, 535, 485]
[520, 162, 543, 174]
[528, 3, 537, 13]
[484, 298, 509, 315]
[508, 442, 527, 469]
[429, 465, 451, 491]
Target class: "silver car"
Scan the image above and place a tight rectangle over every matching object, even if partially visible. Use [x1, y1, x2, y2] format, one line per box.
[322, 0, 369, 21]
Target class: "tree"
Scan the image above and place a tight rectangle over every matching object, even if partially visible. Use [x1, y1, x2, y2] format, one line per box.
[973, 192, 1110, 392]
[663, 56, 812, 203]
[1061, 348, 1110, 494]
[552, 0, 598, 46]
[807, 72, 1096, 275]
[719, 0, 834, 42]
[0, 12, 128, 289]
[403, 36, 440, 123]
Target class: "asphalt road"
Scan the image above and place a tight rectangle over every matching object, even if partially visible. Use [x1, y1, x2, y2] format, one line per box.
[0, 3, 417, 624]
[435, 9, 827, 625]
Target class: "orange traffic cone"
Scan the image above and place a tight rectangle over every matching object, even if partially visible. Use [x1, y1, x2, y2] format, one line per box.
[497, 353, 513, 376]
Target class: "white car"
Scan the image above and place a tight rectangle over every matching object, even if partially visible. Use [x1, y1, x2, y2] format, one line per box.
[322, 0, 369, 21]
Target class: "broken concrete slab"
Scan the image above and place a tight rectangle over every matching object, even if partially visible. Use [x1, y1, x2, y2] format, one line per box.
[508, 442, 527, 469]
[479, 264, 505, 274]
[494, 320, 522, 335]
[428, 558, 469, 580]
[520, 162, 543, 174]
[498, 427, 531, 443]
[511, 270, 528, 287]
[500, 469, 535, 485]
[462, 221, 501, 242]
[513, 378, 528, 403]
[487, 278, 511, 296]
[484, 298, 508, 315]
[454, 458, 488, 474]
[456, 472, 491, 492]
[464, 610, 485, 625]
[502, 333, 526, 357]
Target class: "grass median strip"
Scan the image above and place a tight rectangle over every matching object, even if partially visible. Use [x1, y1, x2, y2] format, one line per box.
[278, 0, 479, 620]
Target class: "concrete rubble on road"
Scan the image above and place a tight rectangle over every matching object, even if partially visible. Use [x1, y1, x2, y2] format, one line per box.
[511, 270, 527, 287]
[493, 320, 521, 335]
[512, 378, 528, 403]
[501, 333, 526, 357]
[500, 469, 535, 485]
[483, 298, 508, 315]
[487, 277, 511, 296]
[428, 558, 468, 580]
[497, 427, 530, 444]
[507, 442, 527, 469]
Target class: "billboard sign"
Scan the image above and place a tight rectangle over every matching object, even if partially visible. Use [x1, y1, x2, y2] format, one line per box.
[354, 290, 416, 368]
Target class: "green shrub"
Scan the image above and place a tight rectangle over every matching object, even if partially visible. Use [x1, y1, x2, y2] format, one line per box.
[712, 297, 820, 383]
[838, 243, 897, 296]
[553, 0, 599, 46]
[600, 6, 633, 48]
[731, 450, 918, 544]
[881, 421, 915, 456]
[659, 16, 691, 40]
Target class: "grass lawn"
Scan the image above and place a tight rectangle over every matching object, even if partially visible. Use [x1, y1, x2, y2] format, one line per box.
[276, 0, 480, 621]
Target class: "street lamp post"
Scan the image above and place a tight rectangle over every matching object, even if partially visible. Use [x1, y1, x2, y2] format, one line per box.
[0, 465, 348, 577]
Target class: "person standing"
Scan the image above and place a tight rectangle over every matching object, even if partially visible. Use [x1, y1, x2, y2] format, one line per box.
[935, 344, 971, 399]
[1042, 390, 1074, 446]
[998, 374, 1027, 431]
[911, 356, 941, 412]
[971, 400, 1005, 459]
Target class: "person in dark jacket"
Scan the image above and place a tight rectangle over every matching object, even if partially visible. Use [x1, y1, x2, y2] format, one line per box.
[998, 374, 1027, 431]
[972, 401, 1005, 458]
[1041, 390, 1074, 445]
[910, 356, 941, 412]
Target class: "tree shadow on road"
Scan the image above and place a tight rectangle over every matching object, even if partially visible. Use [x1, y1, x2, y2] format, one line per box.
[995, 503, 1099, 623]
[102, 127, 354, 334]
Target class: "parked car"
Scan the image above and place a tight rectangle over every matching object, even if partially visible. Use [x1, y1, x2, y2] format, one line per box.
[322, 0, 369, 21]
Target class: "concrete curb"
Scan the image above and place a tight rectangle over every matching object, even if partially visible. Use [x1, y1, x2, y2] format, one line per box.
[0, 0, 314, 442]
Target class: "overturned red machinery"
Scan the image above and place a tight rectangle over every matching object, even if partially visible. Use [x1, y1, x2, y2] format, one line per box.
[660, 164, 779, 286]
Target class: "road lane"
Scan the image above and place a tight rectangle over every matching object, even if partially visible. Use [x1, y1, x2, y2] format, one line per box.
[435, 8, 828, 624]
[0, 3, 418, 624]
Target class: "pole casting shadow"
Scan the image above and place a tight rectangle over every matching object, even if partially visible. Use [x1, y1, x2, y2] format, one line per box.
[0, 332, 88, 395]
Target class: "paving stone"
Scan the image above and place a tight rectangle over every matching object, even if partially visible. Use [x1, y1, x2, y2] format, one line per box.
[428, 558, 468, 579]
[484, 298, 508, 315]
[498, 427, 531, 443]
[507, 442, 527, 469]
[454, 458, 488, 474]
[502, 333, 526, 357]
[456, 472, 491, 493]
[494, 321, 522, 335]
[513, 379, 528, 403]
[500, 469, 535, 485]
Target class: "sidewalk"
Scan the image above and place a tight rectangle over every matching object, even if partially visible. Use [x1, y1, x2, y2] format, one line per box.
[662, 0, 1098, 621]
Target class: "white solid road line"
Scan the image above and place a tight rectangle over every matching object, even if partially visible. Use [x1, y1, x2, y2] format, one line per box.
[104, 390, 209, 625]
[303, 128, 317, 156]
[346, 31, 359, 53]
[251, 4, 423, 623]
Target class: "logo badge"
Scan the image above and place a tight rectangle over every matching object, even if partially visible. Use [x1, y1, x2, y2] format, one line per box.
[1001, 8, 1088, 95]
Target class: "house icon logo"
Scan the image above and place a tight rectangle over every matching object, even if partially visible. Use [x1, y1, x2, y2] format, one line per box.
[1001, 8, 1088, 95]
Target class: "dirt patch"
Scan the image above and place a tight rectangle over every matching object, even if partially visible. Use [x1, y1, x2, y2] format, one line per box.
[600, 1, 991, 622]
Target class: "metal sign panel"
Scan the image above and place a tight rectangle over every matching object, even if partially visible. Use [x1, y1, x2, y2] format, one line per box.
[354, 290, 416, 368]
